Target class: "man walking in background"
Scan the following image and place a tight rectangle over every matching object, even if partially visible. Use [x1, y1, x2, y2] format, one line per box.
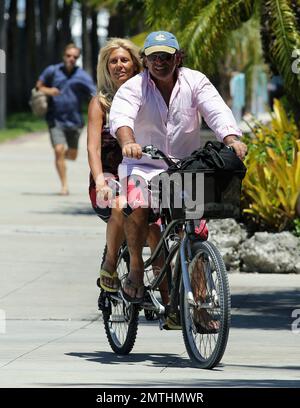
[36, 43, 96, 195]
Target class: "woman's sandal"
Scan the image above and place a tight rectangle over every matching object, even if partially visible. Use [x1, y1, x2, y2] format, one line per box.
[121, 278, 145, 304]
[99, 269, 120, 292]
[193, 309, 220, 334]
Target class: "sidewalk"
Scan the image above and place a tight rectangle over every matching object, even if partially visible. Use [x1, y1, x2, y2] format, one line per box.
[0, 130, 300, 388]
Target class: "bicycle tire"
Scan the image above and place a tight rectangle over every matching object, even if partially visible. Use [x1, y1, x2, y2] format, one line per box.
[180, 240, 230, 369]
[103, 244, 139, 355]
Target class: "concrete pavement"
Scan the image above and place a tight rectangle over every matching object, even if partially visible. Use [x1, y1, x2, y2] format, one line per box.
[0, 130, 300, 388]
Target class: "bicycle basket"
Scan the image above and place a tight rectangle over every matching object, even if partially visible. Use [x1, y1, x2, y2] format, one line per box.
[152, 169, 244, 220]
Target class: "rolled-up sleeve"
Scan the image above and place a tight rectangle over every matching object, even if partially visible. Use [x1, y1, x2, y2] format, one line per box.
[110, 75, 142, 138]
[194, 74, 242, 141]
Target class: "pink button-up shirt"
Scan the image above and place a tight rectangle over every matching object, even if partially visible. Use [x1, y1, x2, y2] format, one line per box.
[110, 68, 242, 181]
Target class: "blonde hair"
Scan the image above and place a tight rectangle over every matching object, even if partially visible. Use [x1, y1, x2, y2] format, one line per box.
[97, 38, 142, 110]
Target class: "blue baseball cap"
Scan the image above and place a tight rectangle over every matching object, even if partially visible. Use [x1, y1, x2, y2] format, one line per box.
[143, 31, 179, 56]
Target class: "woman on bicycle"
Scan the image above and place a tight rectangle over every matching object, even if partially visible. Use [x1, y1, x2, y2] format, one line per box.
[87, 38, 143, 292]
[88, 38, 166, 301]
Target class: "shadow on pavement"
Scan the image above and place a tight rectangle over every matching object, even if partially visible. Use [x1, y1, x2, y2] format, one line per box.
[66, 350, 191, 369]
[40, 378, 300, 387]
[231, 289, 300, 330]
[33, 206, 95, 216]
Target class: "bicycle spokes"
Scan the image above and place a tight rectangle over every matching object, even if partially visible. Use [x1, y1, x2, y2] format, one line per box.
[181, 241, 230, 369]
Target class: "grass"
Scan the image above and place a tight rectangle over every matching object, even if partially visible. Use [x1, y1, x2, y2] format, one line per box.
[0, 112, 47, 143]
[0, 105, 89, 143]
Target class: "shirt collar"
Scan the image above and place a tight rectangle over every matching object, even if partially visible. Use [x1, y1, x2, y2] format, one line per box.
[59, 63, 78, 76]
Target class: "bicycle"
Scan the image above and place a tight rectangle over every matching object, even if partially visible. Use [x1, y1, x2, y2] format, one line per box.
[98, 145, 243, 369]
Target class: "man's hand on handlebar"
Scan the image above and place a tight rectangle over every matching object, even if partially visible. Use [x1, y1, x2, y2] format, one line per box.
[122, 142, 143, 159]
[228, 140, 248, 161]
[223, 135, 247, 161]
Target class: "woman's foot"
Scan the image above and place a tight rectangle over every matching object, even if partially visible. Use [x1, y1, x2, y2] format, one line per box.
[100, 260, 120, 292]
[99, 268, 120, 292]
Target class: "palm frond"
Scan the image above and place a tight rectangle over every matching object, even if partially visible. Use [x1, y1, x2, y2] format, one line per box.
[179, 0, 255, 73]
[263, 0, 300, 98]
[145, 0, 209, 31]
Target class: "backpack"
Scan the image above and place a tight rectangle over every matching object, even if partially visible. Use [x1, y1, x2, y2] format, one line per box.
[29, 67, 55, 117]
[29, 88, 48, 117]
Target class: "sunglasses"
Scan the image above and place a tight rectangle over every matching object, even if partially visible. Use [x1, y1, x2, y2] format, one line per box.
[146, 52, 174, 62]
[65, 54, 79, 59]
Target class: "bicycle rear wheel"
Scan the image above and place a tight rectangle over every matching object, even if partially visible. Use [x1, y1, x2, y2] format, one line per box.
[180, 240, 230, 369]
[102, 245, 139, 354]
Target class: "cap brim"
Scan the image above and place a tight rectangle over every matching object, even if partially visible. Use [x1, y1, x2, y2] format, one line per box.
[144, 46, 177, 56]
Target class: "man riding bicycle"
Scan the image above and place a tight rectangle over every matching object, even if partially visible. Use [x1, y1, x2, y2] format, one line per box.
[110, 31, 247, 309]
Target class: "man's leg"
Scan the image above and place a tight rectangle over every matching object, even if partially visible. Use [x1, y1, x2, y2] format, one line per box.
[65, 148, 78, 160]
[49, 126, 68, 195]
[54, 143, 68, 195]
[123, 207, 149, 299]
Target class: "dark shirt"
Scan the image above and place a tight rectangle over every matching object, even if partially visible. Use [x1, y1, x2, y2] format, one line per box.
[101, 113, 122, 175]
[39, 63, 96, 129]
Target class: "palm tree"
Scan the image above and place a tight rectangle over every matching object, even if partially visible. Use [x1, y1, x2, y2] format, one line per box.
[145, 0, 300, 125]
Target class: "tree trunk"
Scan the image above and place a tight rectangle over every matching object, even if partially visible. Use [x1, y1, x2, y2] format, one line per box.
[47, 0, 58, 64]
[25, 0, 37, 105]
[6, 0, 22, 112]
[38, 0, 51, 69]
[81, 2, 93, 76]
[107, 13, 125, 38]
[0, 0, 7, 127]
[90, 9, 99, 82]
[56, 0, 73, 59]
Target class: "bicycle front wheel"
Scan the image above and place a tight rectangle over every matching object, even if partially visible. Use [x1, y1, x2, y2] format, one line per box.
[180, 240, 230, 369]
[103, 245, 139, 355]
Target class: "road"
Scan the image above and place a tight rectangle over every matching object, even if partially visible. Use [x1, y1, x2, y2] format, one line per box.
[0, 130, 300, 388]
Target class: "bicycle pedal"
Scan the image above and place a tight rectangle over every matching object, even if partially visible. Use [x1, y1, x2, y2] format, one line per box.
[98, 290, 111, 313]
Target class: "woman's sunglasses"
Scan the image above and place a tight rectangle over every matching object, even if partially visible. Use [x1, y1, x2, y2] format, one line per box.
[146, 52, 175, 62]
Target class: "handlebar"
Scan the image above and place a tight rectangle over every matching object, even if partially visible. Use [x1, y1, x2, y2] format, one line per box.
[142, 145, 177, 168]
[142, 144, 235, 169]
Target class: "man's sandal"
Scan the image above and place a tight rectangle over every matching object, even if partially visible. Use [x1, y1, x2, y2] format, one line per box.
[121, 278, 145, 304]
[99, 269, 120, 292]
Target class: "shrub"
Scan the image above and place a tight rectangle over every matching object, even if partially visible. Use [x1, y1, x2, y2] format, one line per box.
[242, 99, 300, 232]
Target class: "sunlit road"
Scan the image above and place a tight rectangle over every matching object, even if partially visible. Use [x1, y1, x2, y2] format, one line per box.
[0, 131, 299, 388]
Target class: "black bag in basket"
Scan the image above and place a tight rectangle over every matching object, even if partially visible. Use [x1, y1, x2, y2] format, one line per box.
[169, 141, 246, 178]
[165, 141, 247, 219]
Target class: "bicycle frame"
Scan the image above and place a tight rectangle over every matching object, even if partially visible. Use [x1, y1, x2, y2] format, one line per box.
[137, 215, 202, 315]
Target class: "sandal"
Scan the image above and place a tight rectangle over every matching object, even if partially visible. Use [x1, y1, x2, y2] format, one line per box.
[99, 269, 120, 292]
[193, 309, 220, 334]
[121, 278, 145, 304]
[163, 312, 182, 330]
